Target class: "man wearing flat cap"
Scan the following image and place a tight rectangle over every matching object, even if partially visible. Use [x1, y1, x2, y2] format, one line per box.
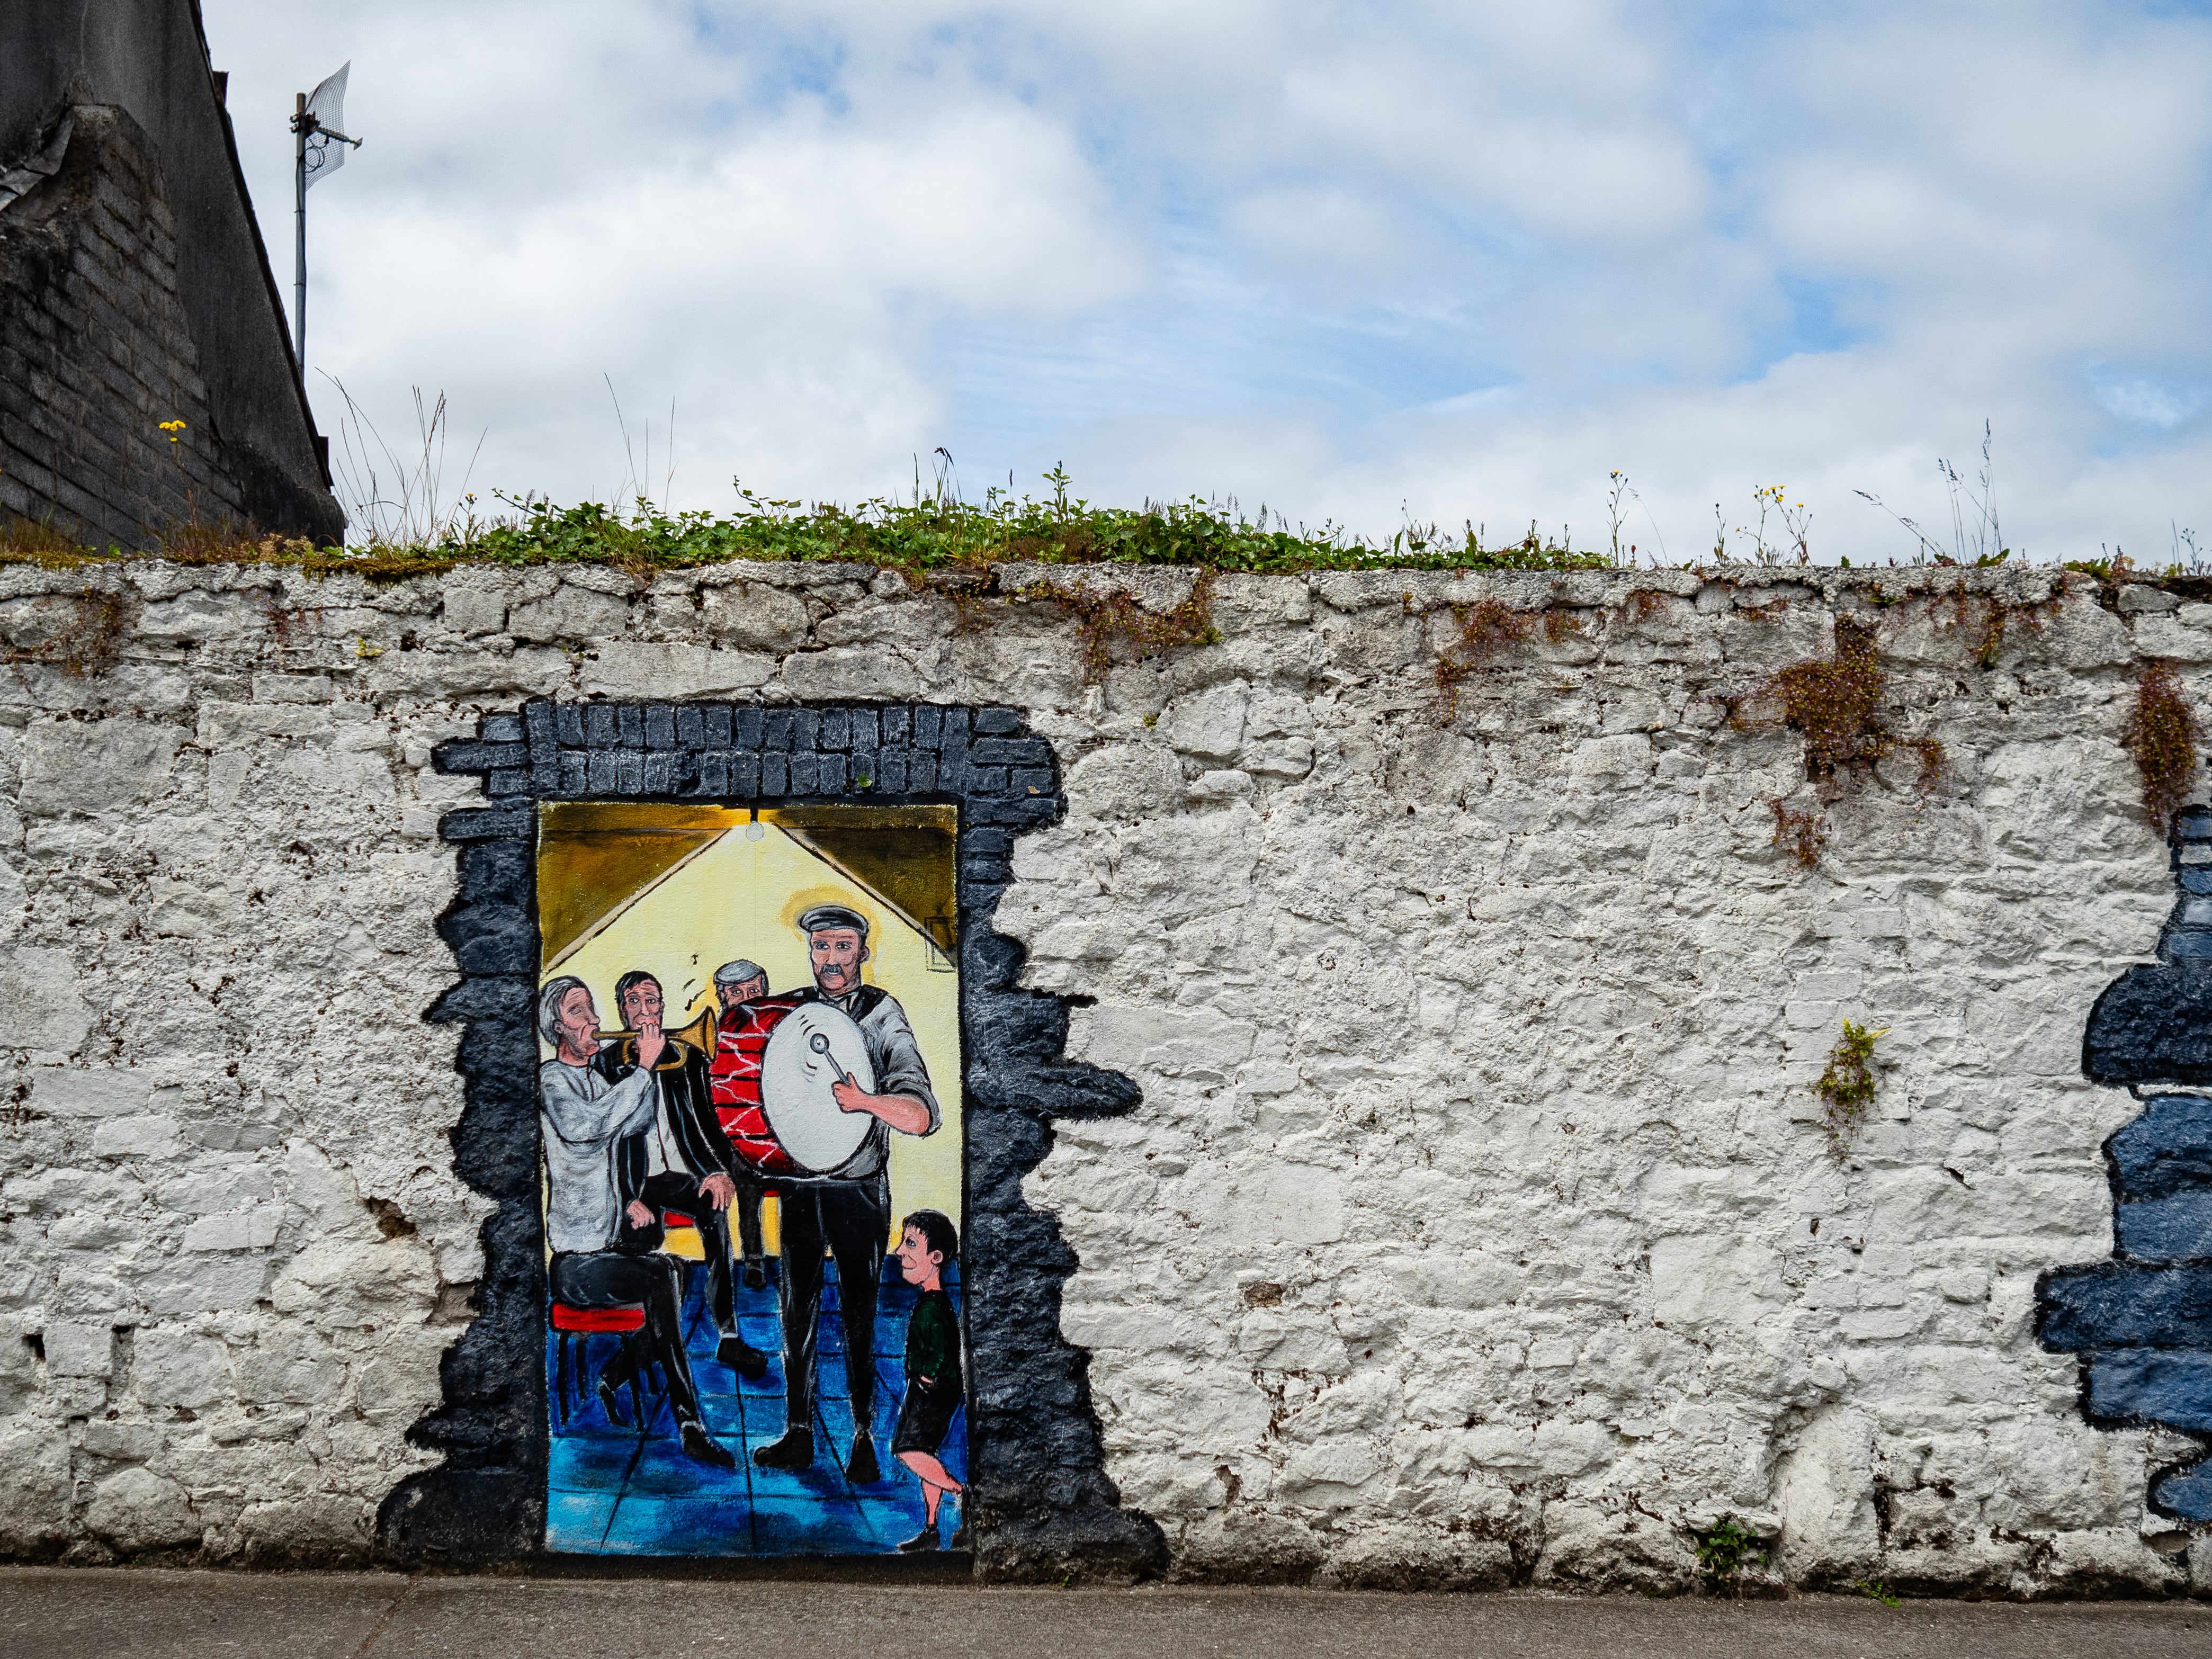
[751, 903, 939, 1486]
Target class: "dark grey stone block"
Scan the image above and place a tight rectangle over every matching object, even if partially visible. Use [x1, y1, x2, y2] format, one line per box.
[432, 740, 528, 775]
[438, 807, 533, 842]
[971, 737, 1050, 767]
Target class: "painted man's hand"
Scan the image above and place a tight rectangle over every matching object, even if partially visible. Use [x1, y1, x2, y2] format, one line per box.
[625, 1199, 653, 1228]
[635, 1017, 666, 1069]
[700, 1173, 737, 1210]
[831, 1077, 868, 1115]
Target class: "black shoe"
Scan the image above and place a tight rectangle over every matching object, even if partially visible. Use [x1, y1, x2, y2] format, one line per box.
[595, 1376, 629, 1427]
[846, 1433, 880, 1485]
[754, 1429, 814, 1471]
[679, 1422, 736, 1469]
[898, 1525, 941, 1553]
[948, 1526, 969, 1552]
[744, 1262, 768, 1290]
[717, 1335, 769, 1381]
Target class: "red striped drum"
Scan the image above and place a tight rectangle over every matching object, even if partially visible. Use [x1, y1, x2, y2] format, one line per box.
[709, 995, 878, 1177]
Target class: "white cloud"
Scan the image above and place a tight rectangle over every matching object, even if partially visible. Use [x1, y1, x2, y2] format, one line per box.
[199, 0, 2212, 558]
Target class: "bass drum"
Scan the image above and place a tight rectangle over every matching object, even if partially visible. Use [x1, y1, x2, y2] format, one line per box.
[710, 994, 878, 1177]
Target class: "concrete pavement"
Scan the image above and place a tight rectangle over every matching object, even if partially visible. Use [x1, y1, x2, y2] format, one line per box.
[1, 1568, 2208, 1659]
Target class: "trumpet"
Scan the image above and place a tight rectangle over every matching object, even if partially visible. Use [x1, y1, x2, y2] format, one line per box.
[593, 1007, 718, 1054]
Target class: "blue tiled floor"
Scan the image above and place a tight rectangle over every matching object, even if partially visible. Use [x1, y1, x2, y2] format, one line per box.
[545, 1258, 967, 1558]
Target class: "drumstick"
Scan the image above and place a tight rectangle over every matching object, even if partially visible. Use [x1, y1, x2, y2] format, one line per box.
[809, 1030, 853, 1088]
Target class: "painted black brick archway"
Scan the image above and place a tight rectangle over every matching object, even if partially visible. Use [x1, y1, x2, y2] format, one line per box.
[379, 696, 1165, 1579]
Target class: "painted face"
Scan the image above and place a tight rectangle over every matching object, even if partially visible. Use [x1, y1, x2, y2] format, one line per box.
[808, 928, 867, 996]
[555, 987, 598, 1054]
[894, 1224, 943, 1287]
[722, 975, 768, 1007]
[619, 978, 664, 1027]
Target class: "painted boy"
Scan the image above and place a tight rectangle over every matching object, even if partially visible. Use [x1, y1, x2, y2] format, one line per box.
[891, 1208, 965, 1552]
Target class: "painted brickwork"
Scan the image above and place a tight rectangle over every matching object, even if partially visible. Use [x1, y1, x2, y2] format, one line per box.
[0, 107, 246, 550]
[0, 555, 2202, 1592]
[2040, 805, 2212, 1522]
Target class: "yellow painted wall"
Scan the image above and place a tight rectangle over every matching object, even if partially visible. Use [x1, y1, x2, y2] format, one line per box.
[540, 821, 962, 1253]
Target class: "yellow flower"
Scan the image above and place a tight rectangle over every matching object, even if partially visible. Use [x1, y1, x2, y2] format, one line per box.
[158, 419, 187, 444]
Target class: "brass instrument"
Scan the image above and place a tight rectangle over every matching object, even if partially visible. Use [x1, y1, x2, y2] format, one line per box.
[593, 1006, 718, 1057]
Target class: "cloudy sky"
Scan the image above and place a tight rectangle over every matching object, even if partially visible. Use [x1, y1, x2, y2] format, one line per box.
[203, 1, 2212, 562]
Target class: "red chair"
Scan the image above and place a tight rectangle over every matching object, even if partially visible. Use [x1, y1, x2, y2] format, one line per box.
[550, 1301, 649, 1429]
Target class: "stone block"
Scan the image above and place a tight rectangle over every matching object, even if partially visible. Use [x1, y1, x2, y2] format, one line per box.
[85, 1465, 201, 1552]
[0, 1429, 71, 1551]
[133, 1327, 233, 1407]
[29, 1067, 150, 1118]
[19, 716, 181, 816]
[507, 584, 629, 643]
[44, 1317, 114, 1377]
[701, 582, 810, 651]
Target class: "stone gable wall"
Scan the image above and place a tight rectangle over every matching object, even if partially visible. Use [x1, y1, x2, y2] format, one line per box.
[0, 553, 2204, 1591]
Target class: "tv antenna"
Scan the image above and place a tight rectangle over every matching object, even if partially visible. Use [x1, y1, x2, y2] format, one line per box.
[290, 61, 362, 392]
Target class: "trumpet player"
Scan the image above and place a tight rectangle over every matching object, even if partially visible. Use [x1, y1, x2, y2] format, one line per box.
[602, 970, 771, 1383]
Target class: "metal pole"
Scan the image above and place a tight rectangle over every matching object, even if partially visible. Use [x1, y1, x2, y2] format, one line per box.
[293, 92, 307, 392]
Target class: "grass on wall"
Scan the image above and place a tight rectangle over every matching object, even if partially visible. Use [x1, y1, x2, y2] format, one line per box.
[0, 467, 1618, 580]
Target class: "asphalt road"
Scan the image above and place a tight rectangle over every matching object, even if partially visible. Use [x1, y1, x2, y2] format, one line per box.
[2, 1568, 2209, 1659]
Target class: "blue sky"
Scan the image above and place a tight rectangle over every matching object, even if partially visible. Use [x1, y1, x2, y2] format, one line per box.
[204, 0, 2212, 561]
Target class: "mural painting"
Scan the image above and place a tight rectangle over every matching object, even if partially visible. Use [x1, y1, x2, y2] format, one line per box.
[535, 802, 966, 1556]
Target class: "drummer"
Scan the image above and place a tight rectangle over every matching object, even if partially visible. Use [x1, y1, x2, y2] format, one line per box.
[751, 903, 940, 1487]
[710, 958, 772, 1290]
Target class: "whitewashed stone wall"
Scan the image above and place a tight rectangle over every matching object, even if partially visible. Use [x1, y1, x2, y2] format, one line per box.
[0, 554, 2201, 1590]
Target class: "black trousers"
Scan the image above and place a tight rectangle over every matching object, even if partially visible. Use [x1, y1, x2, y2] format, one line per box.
[733, 1173, 766, 1267]
[550, 1249, 700, 1425]
[778, 1177, 889, 1436]
[621, 1170, 740, 1338]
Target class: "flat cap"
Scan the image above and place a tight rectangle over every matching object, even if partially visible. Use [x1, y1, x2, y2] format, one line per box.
[796, 903, 871, 940]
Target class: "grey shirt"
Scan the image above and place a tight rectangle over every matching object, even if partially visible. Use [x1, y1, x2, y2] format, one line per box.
[790, 987, 939, 1186]
[540, 1054, 657, 1254]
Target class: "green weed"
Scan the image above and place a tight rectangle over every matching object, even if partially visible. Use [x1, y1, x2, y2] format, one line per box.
[1816, 1018, 1888, 1147]
[1694, 1516, 1763, 1596]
